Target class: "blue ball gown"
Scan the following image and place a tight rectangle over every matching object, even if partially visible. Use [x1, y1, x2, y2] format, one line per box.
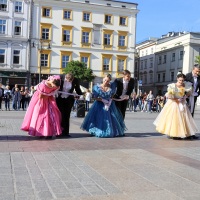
[80, 84, 126, 137]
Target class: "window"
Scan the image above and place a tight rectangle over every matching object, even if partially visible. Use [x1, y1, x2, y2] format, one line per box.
[0, 0, 7, 11]
[42, 28, 49, 40]
[102, 54, 112, 71]
[14, 21, 21, 35]
[150, 73, 153, 83]
[172, 52, 175, 62]
[63, 10, 72, 20]
[13, 50, 20, 64]
[63, 30, 70, 42]
[104, 34, 111, 45]
[162, 73, 165, 82]
[119, 16, 127, 26]
[82, 32, 89, 43]
[103, 58, 109, 71]
[170, 71, 174, 81]
[62, 55, 69, 68]
[180, 51, 184, 60]
[40, 23, 52, 41]
[0, 49, 5, 63]
[83, 12, 91, 22]
[60, 51, 72, 69]
[0, 19, 6, 34]
[105, 15, 112, 24]
[117, 55, 127, 72]
[103, 29, 113, 49]
[150, 58, 153, 68]
[163, 55, 167, 63]
[158, 56, 162, 65]
[140, 61, 143, 69]
[118, 35, 125, 46]
[15, 1, 22, 13]
[42, 7, 51, 17]
[80, 53, 90, 68]
[40, 53, 48, 67]
[157, 74, 160, 82]
[144, 74, 147, 84]
[144, 60, 147, 69]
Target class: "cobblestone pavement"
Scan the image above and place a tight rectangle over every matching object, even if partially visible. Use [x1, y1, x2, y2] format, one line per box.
[0, 107, 200, 200]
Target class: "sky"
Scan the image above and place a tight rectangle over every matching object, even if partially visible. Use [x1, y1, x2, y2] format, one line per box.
[121, 0, 200, 43]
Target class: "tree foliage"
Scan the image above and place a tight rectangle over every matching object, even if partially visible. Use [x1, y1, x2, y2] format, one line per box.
[195, 55, 200, 65]
[62, 60, 95, 82]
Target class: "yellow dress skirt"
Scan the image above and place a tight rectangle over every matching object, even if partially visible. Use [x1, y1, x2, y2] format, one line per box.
[153, 83, 198, 138]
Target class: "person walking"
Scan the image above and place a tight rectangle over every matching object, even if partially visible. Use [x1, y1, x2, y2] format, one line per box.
[85, 89, 92, 111]
[4, 85, 11, 111]
[0, 83, 4, 111]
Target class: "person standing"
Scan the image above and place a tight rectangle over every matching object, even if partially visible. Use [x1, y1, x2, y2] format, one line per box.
[185, 64, 200, 117]
[146, 90, 154, 113]
[56, 73, 82, 137]
[21, 75, 62, 139]
[4, 85, 11, 111]
[11, 84, 18, 110]
[85, 89, 92, 111]
[113, 70, 135, 119]
[0, 83, 4, 111]
[154, 72, 198, 140]
[81, 74, 126, 137]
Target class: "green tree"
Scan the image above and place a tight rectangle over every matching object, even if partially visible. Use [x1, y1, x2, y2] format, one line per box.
[62, 60, 95, 82]
[195, 55, 200, 65]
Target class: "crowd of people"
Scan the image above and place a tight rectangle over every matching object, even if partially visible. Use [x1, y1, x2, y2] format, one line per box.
[0, 64, 200, 140]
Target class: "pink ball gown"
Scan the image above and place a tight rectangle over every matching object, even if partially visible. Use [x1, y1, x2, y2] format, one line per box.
[21, 80, 62, 137]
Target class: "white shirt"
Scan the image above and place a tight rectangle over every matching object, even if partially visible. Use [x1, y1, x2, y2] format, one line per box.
[61, 81, 72, 98]
[122, 79, 129, 95]
[85, 92, 92, 101]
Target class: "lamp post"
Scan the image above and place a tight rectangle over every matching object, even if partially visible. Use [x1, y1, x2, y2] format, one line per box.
[32, 39, 51, 83]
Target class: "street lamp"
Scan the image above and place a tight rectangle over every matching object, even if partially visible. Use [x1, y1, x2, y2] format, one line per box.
[32, 39, 51, 83]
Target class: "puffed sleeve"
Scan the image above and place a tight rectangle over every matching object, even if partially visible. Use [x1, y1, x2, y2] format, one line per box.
[92, 85, 99, 98]
[166, 83, 175, 98]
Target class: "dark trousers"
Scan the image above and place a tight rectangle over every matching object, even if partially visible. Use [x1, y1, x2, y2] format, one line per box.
[56, 97, 74, 135]
[0, 97, 2, 109]
[191, 96, 198, 117]
[115, 100, 128, 119]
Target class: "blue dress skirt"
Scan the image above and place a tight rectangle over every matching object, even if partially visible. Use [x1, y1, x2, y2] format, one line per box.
[80, 84, 126, 137]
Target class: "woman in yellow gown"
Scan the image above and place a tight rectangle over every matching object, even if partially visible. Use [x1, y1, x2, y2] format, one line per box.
[153, 73, 198, 139]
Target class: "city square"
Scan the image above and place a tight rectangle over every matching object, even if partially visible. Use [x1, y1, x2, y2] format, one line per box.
[0, 108, 200, 200]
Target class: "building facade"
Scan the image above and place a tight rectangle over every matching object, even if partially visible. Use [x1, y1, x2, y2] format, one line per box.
[0, 0, 31, 88]
[136, 32, 200, 95]
[30, 0, 138, 85]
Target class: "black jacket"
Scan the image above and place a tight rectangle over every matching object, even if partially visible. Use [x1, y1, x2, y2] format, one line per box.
[185, 72, 200, 96]
[58, 75, 83, 97]
[113, 77, 135, 98]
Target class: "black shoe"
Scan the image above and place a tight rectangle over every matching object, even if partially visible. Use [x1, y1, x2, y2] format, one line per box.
[192, 135, 199, 139]
[172, 137, 182, 140]
[45, 136, 53, 140]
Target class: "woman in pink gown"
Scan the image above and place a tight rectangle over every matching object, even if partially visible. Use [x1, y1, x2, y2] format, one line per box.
[21, 75, 62, 139]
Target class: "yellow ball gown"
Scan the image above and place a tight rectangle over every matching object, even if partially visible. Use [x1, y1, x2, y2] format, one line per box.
[153, 82, 198, 138]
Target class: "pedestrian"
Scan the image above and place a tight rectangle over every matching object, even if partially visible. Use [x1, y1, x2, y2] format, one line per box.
[146, 90, 154, 113]
[11, 84, 19, 110]
[4, 85, 11, 111]
[153, 72, 198, 140]
[56, 73, 82, 137]
[113, 70, 135, 119]
[185, 64, 200, 117]
[0, 83, 4, 111]
[81, 74, 126, 137]
[21, 75, 62, 139]
[85, 89, 92, 111]
[13, 88, 21, 111]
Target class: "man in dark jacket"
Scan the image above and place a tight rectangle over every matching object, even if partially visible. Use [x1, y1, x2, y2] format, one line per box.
[113, 70, 135, 119]
[0, 83, 4, 111]
[185, 64, 200, 139]
[56, 73, 82, 137]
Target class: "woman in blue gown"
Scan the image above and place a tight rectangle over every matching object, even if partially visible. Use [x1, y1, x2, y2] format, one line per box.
[81, 74, 126, 137]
